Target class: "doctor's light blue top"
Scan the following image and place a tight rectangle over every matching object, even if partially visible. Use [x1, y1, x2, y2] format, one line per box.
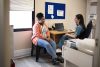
[75, 25, 84, 36]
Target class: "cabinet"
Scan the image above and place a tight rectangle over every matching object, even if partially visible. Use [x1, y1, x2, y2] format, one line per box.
[62, 43, 93, 67]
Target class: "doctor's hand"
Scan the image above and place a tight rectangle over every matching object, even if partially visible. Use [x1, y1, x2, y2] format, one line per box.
[65, 33, 76, 39]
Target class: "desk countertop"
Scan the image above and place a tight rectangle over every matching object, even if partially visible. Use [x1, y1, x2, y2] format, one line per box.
[50, 30, 67, 35]
[50, 30, 75, 35]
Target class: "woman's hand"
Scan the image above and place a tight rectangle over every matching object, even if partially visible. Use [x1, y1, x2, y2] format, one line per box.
[66, 29, 75, 34]
[65, 33, 76, 39]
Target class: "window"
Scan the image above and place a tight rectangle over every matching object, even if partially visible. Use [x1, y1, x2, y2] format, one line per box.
[10, 0, 34, 31]
[10, 11, 32, 29]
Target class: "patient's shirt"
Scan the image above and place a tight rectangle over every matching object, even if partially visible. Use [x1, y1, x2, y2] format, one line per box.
[75, 25, 84, 36]
[41, 25, 48, 38]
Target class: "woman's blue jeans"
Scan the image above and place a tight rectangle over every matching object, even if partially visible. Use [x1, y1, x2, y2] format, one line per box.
[37, 39, 57, 59]
[58, 35, 71, 48]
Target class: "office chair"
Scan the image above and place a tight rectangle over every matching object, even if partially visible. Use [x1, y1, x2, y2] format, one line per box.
[84, 20, 93, 38]
[77, 20, 93, 39]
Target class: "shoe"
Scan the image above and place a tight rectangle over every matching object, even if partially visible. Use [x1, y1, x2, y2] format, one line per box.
[56, 48, 62, 53]
[52, 58, 59, 65]
[56, 48, 62, 56]
[56, 52, 62, 56]
[57, 56, 64, 63]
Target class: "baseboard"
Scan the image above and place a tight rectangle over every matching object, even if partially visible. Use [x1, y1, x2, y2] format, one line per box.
[14, 48, 31, 59]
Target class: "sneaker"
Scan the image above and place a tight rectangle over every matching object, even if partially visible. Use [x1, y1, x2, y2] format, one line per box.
[56, 48, 62, 53]
[57, 56, 64, 63]
[56, 48, 62, 56]
[52, 58, 59, 65]
[56, 52, 62, 56]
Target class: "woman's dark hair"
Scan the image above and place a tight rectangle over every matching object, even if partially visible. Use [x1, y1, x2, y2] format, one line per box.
[76, 14, 86, 30]
[36, 13, 44, 20]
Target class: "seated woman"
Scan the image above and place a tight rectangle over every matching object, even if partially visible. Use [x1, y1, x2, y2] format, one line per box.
[58, 14, 86, 49]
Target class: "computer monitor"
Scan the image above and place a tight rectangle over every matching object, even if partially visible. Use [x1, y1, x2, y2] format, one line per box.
[55, 23, 64, 31]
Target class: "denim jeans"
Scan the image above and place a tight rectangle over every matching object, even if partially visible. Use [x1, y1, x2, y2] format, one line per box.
[37, 39, 57, 59]
[58, 35, 71, 48]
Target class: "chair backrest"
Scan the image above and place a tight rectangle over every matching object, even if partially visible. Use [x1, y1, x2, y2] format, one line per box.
[77, 20, 93, 39]
[84, 20, 93, 38]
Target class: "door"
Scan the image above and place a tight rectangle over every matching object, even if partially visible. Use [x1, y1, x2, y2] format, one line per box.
[93, 0, 100, 67]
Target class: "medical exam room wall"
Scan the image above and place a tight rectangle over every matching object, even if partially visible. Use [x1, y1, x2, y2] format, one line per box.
[35, 0, 87, 30]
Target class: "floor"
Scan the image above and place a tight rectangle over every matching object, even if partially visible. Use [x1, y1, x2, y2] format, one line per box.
[14, 54, 64, 67]
[14, 54, 77, 67]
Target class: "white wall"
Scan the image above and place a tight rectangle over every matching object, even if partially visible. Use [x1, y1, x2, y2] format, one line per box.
[14, 31, 32, 50]
[35, 0, 87, 30]
[13, 31, 32, 58]
[66, 0, 87, 29]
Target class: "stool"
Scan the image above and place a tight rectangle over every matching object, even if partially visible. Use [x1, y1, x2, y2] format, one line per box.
[31, 43, 47, 62]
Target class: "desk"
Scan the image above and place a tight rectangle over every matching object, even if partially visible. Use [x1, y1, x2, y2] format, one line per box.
[50, 30, 66, 44]
[50, 30, 74, 44]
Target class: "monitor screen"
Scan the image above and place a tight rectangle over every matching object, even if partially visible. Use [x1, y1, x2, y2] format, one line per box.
[55, 23, 64, 31]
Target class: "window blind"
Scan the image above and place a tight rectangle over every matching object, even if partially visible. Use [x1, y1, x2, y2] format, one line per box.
[10, 0, 34, 11]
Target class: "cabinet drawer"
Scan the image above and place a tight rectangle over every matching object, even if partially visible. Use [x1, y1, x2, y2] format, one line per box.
[62, 47, 93, 67]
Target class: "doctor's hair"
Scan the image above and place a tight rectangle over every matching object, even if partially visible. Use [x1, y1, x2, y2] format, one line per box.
[76, 14, 86, 30]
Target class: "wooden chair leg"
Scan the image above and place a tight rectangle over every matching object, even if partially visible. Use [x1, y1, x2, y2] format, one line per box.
[36, 46, 40, 62]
